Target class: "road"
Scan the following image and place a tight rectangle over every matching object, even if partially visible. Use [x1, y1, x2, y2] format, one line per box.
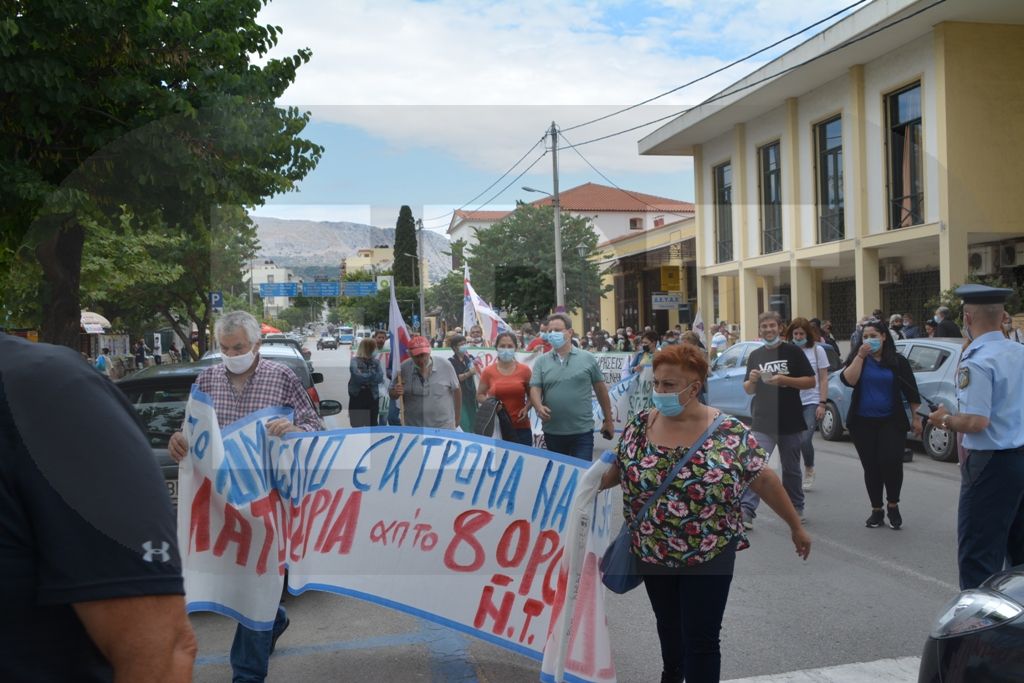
[191, 345, 961, 682]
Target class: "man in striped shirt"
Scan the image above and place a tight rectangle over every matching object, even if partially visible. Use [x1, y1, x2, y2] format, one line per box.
[169, 310, 322, 683]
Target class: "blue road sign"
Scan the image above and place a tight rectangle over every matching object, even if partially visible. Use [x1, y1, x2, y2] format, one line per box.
[302, 281, 340, 297]
[412, 314, 420, 328]
[209, 290, 223, 311]
[259, 282, 298, 297]
[342, 281, 378, 297]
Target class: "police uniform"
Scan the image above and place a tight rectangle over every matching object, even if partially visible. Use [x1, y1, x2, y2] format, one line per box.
[952, 284, 1024, 589]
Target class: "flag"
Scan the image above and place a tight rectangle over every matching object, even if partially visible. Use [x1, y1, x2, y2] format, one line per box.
[388, 283, 413, 380]
[692, 308, 705, 337]
[462, 263, 479, 333]
[465, 278, 511, 344]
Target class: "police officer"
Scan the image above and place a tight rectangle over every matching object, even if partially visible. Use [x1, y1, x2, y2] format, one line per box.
[928, 284, 1024, 590]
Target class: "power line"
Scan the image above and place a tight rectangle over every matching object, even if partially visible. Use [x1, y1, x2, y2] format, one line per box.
[421, 133, 547, 223]
[562, 0, 870, 133]
[563, 0, 948, 149]
[465, 150, 549, 218]
[558, 129, 693, 219]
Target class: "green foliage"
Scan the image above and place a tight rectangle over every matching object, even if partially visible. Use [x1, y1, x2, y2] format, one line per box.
[466, 203, 608, 323]
[0, 0, 322, 346]
[927, 274, 1023, 326]
[343, 268, 378, 282]
[278, 306, 310, 330]
[393, 206, 418, 288]
[426, 271, 464, 326]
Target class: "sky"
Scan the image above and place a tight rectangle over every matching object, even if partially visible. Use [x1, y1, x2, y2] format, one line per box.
[249, 0, 869, 234]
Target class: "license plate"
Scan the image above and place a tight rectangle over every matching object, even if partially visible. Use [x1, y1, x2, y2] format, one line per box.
[166, 479, 178, 503]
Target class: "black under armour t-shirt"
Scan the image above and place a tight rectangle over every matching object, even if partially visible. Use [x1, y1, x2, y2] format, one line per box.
[744, 341, 814, 435]
[0, 335, 183, 682]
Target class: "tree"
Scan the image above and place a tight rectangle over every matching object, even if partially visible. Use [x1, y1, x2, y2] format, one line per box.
[1, 1, 322, 346]
[466, 203, 609, 323]
[392, 206, 418, 288]
[426, 271, 464, 327]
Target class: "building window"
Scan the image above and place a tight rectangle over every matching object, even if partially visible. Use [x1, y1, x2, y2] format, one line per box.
[815, 116, 844, 243]
[653, 215, 665, 228]
[759, 141, 782, 254]
[886, 82, 923, 229]
[267, 274, 274, 283]
[713, 162, 733, 263]
[629, 217, 643, 230]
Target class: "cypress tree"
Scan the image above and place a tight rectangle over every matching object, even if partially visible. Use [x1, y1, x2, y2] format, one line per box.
[393, 205, 418, 288]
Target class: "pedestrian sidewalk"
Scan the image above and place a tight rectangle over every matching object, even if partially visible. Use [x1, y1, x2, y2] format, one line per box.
[725, 656, 920, 683]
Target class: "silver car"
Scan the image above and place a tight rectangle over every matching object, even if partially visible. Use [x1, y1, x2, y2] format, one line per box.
[820, 338, 962, 461]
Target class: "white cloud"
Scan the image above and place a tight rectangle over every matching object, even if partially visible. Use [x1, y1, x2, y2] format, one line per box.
[255, 0, 859, 180]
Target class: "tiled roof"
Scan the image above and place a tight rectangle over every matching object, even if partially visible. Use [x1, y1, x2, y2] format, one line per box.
[528, 182, 693, 213]
[452, 210, 511, 221]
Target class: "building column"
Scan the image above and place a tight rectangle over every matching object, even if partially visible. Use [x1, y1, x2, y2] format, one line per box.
[720, 276, 738, 324]
[760, 275, 775, 313]
[599, 271, 616, 331]
[738, 268, 759, 340]
[855, 247, 880, 317]
[699, 274, 715, 345]
[940, 224, 968, 291]
[790, 262, 817, 320]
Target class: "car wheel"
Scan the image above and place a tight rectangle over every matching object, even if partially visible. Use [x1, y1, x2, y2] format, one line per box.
[820, 401, 844, 441]
[923, 423, 957, 462]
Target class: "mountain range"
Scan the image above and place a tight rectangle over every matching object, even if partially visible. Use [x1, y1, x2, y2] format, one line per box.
[251, 216, 453, 285]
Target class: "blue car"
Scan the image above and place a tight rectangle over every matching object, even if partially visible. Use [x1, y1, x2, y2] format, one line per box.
[820, 338, 962, 462]
[706, 341, 842, 421]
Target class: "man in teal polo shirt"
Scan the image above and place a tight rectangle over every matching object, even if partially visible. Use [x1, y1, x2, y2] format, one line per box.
[529, 313, 614, 460]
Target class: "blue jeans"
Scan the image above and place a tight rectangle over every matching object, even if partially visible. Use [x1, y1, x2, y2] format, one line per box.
[511, 428, 534, 447]
[387, 397, 402, 426]
[800, 404, 818, 468]
[231, 605, 288, 682]
[958, 447, 1024, 589]
[543, 431, 594, 461]
[740, 431, 804, 517]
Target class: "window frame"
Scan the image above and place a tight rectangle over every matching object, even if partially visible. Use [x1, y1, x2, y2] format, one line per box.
[758, 141, 783, 254]
[885, 81, 924, 230]
[713, 162, 733, 263]
[814, 115, 844, 243]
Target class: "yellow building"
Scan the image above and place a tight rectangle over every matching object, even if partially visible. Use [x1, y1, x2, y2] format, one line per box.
[640, 0, 1024, 340]
[342, 246, 395, 277]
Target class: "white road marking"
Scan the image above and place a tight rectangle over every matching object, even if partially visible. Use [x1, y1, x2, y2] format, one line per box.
[725, 656, 921, 682]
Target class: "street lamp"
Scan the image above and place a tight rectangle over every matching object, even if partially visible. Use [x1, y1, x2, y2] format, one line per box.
[576, 242, 589, 330]
[523, 185, 565, 312]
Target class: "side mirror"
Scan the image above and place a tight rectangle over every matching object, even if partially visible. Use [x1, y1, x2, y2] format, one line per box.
[311, 372, 324, 384]
[318, 399, 342, 417]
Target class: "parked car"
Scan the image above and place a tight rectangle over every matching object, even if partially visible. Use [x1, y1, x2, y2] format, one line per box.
[317, 334, 338, 350]
[118, 354, 341, 505]
[820, 338, 961, 461]
[706, 341, 841, 421]
[918, 565, 1024, 682]
[262, 333, 311, 360]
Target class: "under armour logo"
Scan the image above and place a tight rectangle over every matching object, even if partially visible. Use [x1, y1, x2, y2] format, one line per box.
[142, 540, 171, 563]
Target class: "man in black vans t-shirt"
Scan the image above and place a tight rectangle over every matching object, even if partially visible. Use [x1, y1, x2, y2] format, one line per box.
[740, 311, 815, 527]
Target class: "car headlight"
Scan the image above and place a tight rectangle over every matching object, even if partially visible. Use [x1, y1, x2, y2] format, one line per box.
[931, 589, 1023, 638]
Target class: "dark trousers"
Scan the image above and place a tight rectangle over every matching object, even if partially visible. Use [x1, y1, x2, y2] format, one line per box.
[543, 431, 594, 461]
[231, 605, 288, 682]
[642, 570, 734, 682]
[850, 417, 906, 508]
[348, 388, 379, 427]
[958, 447, 1024, 589]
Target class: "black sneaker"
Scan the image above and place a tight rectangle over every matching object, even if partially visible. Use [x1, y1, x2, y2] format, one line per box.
[660, 668, 683, 683]
[887, 505, 902, 530]
[866, 509, 885, 528]
[270, 616, 290, 655]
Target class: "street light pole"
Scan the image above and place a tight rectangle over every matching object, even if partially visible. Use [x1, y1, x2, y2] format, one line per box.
[576, 242, 589, 330]
[416, 219, 426, 333]
[549, 122, 565, 311]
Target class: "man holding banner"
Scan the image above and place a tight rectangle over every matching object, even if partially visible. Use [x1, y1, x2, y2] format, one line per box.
[389, 335, 461, 429]
[168, 311, 323, 683]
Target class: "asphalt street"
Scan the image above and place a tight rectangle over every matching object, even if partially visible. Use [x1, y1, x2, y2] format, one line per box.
[191, 344, 962, 682]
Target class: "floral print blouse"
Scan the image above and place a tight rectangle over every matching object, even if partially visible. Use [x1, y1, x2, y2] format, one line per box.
[615, 409, 769, 568]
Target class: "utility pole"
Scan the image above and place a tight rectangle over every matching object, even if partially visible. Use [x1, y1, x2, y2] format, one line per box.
[416, 218, 427, 333]
[550, 121, 565, 311]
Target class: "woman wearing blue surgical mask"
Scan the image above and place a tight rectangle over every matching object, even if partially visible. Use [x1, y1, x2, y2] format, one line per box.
[784, 318, 830, 491]
[476, 332, 533, 445]
[599, 344, 810, 683]
[840, 320, 922, 530]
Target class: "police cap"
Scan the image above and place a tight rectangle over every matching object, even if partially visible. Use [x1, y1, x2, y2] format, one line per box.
[955, 283, 1013, 305]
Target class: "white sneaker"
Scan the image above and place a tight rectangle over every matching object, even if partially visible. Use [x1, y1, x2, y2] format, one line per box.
[742, 512, 754, 530]
[802, 469, 815, 491]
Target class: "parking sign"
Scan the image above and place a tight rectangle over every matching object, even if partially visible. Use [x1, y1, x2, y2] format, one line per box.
[210, 290, 224, 312]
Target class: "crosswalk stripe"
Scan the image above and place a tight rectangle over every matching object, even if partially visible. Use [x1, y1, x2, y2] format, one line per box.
[724, 656, 921, 682]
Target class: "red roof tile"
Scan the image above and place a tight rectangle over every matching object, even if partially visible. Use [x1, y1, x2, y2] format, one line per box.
[528, 182, 693, 213]
[452, 210, 511, 221]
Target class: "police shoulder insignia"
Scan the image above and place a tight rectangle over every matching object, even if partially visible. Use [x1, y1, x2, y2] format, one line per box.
[958, 366, 970, 389]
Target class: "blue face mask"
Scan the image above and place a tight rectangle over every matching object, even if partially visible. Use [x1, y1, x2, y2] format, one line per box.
[651, 382, 697, 417]
[865, 338, 882, 353]
[545, 331, 566, 348]
[496, 348, 516, 362]
[792, 338, 807, 347]
[763, 335, 782, 348]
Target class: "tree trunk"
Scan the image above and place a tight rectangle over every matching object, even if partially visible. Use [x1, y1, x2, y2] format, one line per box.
[158, 308, 194, 361]
[36, 219, 86, 348]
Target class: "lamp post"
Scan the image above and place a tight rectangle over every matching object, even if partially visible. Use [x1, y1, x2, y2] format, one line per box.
[576, 242, 589, 330]
[523, 182, 565, 311]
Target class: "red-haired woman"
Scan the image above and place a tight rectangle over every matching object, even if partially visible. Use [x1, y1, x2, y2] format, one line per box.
[600, 343, 810, 683]
[784, 317, 830, 491]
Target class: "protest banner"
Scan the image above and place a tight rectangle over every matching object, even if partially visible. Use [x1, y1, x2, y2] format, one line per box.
[179, 388, 619, 682]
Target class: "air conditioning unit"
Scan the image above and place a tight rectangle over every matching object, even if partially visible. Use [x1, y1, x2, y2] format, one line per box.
[1001, 242, 1024, 268]
[879, 261, 902, 285]
[968, 246, 999, 276]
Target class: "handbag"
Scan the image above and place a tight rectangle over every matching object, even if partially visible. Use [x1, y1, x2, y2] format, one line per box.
[600, 413, 726, 594]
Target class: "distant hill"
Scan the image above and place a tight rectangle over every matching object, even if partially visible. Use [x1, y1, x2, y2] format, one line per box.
[250, 216, 453, 284]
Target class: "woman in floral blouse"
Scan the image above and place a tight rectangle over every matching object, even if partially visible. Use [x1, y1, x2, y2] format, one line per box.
[600, 343, 811, 683]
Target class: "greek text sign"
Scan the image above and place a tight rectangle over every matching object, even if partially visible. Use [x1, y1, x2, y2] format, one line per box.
[179, 389, 618, 682]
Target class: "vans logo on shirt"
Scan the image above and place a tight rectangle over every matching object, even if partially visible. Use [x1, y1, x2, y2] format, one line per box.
[759, 360, 790, 376]
[142, 540, 171, 563]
